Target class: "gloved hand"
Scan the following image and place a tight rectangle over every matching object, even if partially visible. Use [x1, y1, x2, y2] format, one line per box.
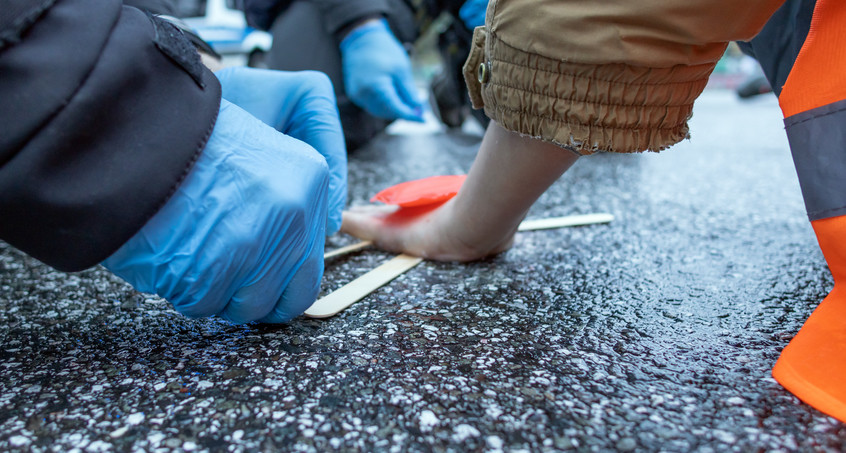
[459, 0, 488, 29]
[215, 66, 346, 234]
[340, 18, 425, 122]
[102, 98, 331, 324]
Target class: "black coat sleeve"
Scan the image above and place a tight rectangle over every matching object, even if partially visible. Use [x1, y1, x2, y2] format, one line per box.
[243, 0, 392, 35]
[0, 0, 221, 272]
[310, 0, 393, 36]
[122, 0, 177, 15]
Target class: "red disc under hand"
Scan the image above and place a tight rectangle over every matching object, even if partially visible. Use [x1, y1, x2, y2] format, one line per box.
[370, 175, 467, 207]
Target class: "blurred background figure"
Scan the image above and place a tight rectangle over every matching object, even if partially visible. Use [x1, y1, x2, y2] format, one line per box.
[239, 0, 489, 149]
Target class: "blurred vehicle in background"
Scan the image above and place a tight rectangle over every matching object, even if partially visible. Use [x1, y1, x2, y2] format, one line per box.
[180, 0, 271, 67]
[735, 57, 773, 99]
[736, 74, 773, 99]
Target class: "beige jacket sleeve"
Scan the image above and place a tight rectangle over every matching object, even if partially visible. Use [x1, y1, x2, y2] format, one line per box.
[463, 0, 785, 154]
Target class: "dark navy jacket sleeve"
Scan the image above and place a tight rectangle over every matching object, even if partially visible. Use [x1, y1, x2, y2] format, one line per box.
[243, 0, 392, 35]
[0, 0, 221, 272]
[122, 0, 177, 15]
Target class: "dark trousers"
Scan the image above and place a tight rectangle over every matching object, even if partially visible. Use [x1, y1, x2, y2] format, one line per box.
[266, 1, 399, 150]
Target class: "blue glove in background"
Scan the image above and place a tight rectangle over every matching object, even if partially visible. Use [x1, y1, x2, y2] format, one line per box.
[459, 0, 488, 29]
[340, 18, 425, 122]
[102, 99, 330, 324]
[215, 67, 346, 234]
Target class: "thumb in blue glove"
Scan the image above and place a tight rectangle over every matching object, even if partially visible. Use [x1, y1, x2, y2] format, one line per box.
[340, 18, 425, 122]
[102, 99, 330, 324]
[459, 0, 488, 29]
[215, 67, 346, 235]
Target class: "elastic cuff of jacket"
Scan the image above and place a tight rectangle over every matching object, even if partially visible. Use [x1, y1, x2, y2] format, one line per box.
[463, 27, 714, 155]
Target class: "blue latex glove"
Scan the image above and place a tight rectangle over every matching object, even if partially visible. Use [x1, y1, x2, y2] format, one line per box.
[340, 18, 425, 122]
[215, 67, 346, 234]
[102, 98, 330, 324]
[459, 0, 488, 29]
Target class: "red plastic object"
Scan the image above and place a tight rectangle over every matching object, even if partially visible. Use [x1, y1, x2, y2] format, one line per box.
[370, 175, 467, 207]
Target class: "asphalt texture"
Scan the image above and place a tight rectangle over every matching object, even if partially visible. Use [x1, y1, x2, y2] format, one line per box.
[2, 90, 845, 452]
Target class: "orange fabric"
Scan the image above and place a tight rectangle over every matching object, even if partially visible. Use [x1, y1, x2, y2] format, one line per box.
[370, 175, 467, 208]
[774, 0, 846, 419]
[772, 216, 846, 422]
[779, 0, 846, 117]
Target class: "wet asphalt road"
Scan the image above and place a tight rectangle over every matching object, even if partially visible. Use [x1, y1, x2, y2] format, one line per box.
[1, 90, 844, 452]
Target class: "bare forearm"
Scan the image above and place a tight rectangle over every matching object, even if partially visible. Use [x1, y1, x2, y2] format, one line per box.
[342, 121, 579, 261]
[445, 121, 580, 255]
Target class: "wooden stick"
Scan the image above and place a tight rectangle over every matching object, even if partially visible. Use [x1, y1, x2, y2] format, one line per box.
[324, 240, 372, 259]
[322, 214, 614, 260]
[305, 254, 423, 318]
[307, 213, 614, 318]
[517, 213, 614, 231]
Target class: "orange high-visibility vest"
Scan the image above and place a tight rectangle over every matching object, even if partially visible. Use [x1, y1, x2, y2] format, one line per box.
[771, 0, 846, 422]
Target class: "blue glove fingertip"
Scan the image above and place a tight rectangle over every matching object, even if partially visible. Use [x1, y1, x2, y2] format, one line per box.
[459, 0, 488, 29]
[412, 105, 426, 122]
